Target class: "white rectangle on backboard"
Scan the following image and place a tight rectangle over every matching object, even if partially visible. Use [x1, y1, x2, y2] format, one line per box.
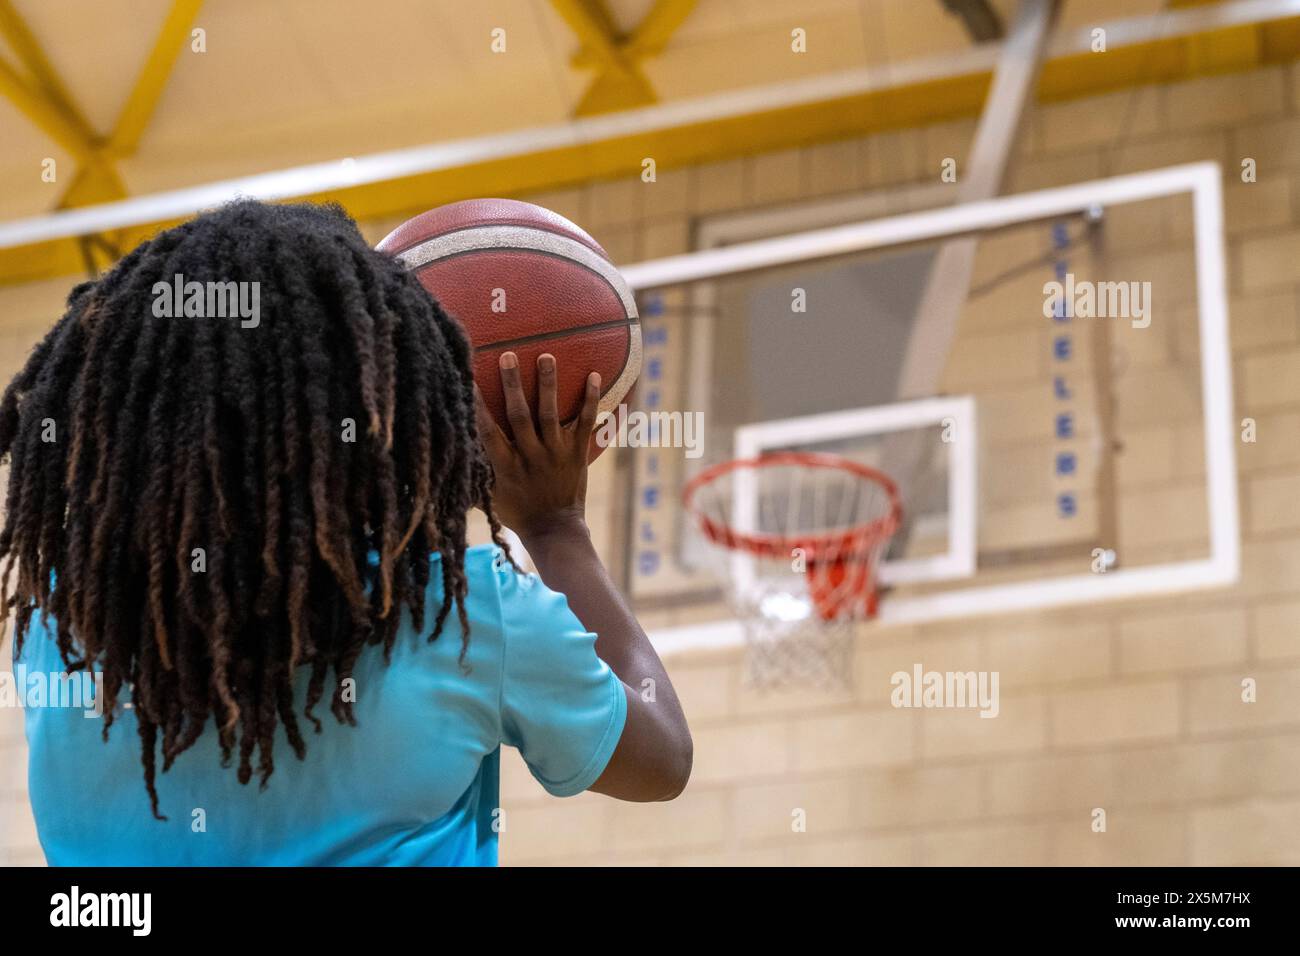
[731, 396, 978, 592]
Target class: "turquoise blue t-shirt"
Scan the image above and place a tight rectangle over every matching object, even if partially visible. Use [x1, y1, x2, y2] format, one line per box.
[15, 544, 626, 866]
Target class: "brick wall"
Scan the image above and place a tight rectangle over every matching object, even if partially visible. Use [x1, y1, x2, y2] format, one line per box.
[3, 62, 1299, 865]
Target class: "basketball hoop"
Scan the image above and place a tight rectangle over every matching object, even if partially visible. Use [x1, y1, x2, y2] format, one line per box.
[681, 451, 903, 688]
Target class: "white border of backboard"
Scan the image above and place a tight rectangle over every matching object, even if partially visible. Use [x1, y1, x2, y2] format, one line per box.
[624, 161, 1239, 650]
[730, 396, 978, 595]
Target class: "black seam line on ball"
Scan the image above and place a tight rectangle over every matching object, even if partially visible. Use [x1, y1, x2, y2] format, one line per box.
[473, 317, 637, 352]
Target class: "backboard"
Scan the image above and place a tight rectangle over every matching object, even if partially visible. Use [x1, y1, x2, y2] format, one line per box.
[615, 162, 1238, 636]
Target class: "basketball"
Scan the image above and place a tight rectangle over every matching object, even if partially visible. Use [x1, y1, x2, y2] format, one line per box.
[376, 198, 641, 447]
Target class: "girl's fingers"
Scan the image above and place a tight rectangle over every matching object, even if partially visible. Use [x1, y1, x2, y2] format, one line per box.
[572, 371, 601, 453]
[536, 354, 561, 446]
[498, 352, 542, 456]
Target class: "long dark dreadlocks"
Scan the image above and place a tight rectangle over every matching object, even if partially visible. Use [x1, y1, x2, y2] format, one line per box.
[0, 200, 511, 818]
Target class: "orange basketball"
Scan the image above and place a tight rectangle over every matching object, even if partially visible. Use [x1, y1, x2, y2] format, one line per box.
[377, 198, 641, 454]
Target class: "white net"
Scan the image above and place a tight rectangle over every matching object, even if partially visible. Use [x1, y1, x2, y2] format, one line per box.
[682, 453, 901, 690]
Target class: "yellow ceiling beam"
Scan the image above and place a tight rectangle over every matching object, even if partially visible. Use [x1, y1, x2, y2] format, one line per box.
[0, 0, 117, 204]
[574, 62, 657, 116]
[551, 0, 626, 71]
[623, 0, 698, 59]
[553, 0, 696, 116]
[0, 0, 96, 135]
[0, 0, 202, 213]
[0, 0, 107, 173]
[3, 13, 1300, 286]
[0, 52, 99, 162]
[59, 161, 129, 210]
[571, 0, 699, 67]
[551, 0, 656, 115]
[106, 0, 204, 157]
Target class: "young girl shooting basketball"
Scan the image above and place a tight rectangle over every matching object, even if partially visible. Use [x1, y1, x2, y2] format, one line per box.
[1, 200, 691, 866]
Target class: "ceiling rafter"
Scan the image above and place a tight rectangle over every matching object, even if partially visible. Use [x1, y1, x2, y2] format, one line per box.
[106, 0, 204, 159]
[551, 0, 697, 116]
[0, 1, 101, 164]
[0, 0, 203, 254]
[1, 0, 1298, 285]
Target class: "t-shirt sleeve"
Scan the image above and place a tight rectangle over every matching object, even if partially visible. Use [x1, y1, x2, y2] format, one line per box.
[497, 559, 627, 797]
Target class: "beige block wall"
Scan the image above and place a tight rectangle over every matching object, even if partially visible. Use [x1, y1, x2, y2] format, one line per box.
[3, 62, 1300, 865]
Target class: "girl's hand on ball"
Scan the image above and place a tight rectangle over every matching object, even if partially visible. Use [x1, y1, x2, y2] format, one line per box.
[475, 351, 600, 541]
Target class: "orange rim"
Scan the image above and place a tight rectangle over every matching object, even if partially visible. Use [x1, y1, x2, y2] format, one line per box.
[680, 451, 903, 564]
